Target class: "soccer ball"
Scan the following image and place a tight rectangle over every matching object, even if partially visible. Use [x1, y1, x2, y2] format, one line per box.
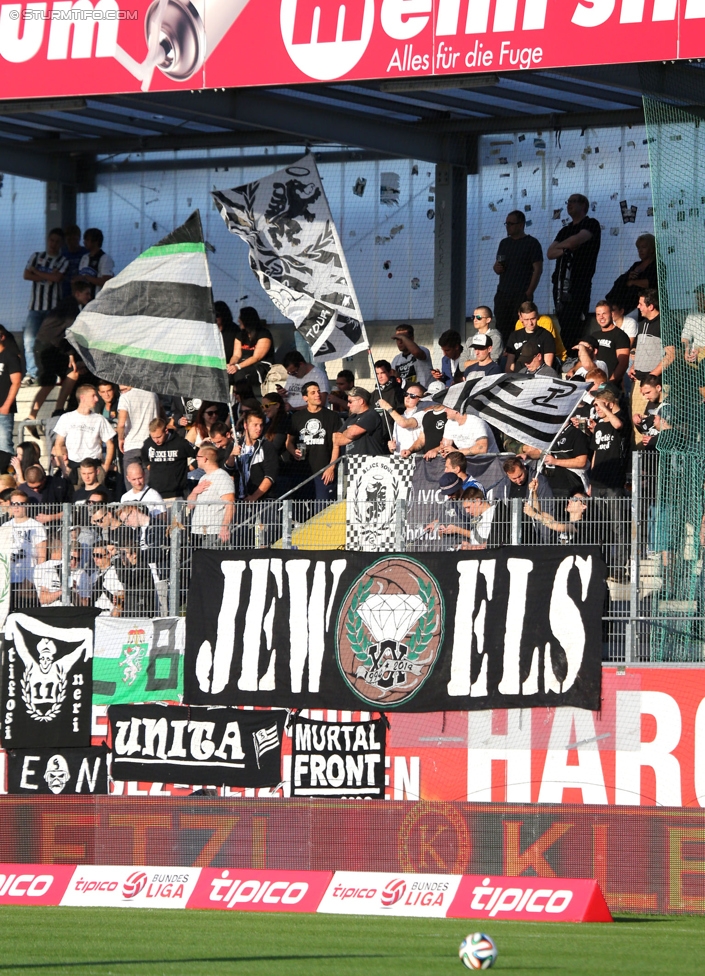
[459, 933, 498, 970]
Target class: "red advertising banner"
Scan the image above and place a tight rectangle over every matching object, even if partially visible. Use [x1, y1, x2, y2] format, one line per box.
[0, 863, 75, 905]
[188, 868, 332, 912]
[446, 874, 612, 922]
[0, 0, 703, 101]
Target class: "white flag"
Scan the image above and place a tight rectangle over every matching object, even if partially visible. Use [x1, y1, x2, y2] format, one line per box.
[213, 154, 369, 363]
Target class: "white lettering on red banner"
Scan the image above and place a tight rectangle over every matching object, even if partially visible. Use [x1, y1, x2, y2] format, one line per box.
[0, 0, 703, 98]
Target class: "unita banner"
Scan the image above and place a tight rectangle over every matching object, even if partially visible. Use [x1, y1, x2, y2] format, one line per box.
[0, 1, 704, 100]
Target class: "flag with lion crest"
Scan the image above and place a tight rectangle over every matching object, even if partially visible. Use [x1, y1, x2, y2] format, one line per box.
[213, 153, 369, 363]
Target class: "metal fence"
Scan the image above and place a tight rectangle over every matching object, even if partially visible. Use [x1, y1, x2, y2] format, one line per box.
[2, 449, 697, 664]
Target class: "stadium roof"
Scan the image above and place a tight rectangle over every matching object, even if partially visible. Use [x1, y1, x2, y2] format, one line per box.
[0, 61, 702, 185]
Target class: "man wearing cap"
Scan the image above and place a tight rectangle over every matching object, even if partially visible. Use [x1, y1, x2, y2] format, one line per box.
[463, 334, 502, 378]
[463, 307, 504, 366]
[514, 340, 558, 377]
[505, 303, 557, 372]
[333, 387, 387, 456]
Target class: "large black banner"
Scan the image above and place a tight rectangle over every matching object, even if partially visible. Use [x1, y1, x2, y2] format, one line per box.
[1, 608, 98, 748]
[108, 705, 286, 787]
[7, 746, 109, 795]
[184, 549, 606, 712]
[291, 716, 386, 799]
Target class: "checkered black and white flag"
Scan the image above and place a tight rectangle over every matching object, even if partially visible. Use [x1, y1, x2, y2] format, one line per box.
[345, 456, 416, 552]
[444, 374, 589, 451]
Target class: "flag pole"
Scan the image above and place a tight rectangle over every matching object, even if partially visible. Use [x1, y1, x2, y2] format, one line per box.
[367, 348, 395, 442]
[535, 391, 589, 478]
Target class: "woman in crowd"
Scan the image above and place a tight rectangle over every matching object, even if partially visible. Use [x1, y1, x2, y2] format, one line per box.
[606, 233, 658, 315]
[227, 307, 274, 386]
[186, 402, 222, 448]
[261, 392, 290, 453]
[215, 300, 241, 366]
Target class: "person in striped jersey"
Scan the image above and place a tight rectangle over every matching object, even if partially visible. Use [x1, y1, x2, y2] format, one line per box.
[23, 228, 69, 386]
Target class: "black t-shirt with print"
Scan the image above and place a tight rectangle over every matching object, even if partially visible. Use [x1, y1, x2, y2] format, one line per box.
[422, 409, 448, 450]
[506, 326, 556, 361]
[592, 327, 631, 379]
[290, 407, 342, 474]
[590, 416, 628, 489]
[141, 431, 197, 496]
[0, 348, 23, 414]
[544, 424, 590, 495]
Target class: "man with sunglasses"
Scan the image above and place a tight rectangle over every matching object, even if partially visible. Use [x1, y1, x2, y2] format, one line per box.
[378, 383, 425, 453]
[90, 544, 124, 616]
[462, 307, 504, 368]
[493, 210, 544, 339]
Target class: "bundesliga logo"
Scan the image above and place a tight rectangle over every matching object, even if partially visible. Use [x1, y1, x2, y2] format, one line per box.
[122, 872, 148, 899]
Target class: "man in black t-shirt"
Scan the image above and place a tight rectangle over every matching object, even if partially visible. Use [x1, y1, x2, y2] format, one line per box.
[0, 327, 23, 457]
[590, 393, 628, 494]
[543, 421, 591, 497]
[493, 210, 544, 339]
[505, 321, 556, 372]
[400, 405, 448, 459]
[591, 300, 630, 385]
[287, 381, 342, 500]
[141, 418, 197, 500]
[548, 193, 601, 350]
[333, 387, 387, 457]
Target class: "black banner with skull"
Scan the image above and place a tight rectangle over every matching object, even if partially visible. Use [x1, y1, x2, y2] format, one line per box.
[184, 549, 606, 712]
[108, 705, 286, 787]
[1, 608, 98, 749]
[291, 715, 386, 799]
[7, 746, 109, 795]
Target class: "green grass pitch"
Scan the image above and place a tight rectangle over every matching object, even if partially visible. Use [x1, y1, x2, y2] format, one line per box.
[0, 908, 703, 975]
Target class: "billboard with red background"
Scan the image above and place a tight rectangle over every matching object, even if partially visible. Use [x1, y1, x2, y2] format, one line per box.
[0, 1, 702, 101]
[78, 668, 705, 808]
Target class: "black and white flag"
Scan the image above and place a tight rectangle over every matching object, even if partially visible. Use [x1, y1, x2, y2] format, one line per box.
[213, 154, 369, 363]
[7, 746, 109, 795]
[108, 705, 286, 787]
[291, 716, 386, 799]
[444, 374, 588, 451]
[184, 549, 605, 713]
[1, 608, 98, 749]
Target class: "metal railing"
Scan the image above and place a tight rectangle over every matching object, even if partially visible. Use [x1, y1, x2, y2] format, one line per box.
[1, 449, 699, 664]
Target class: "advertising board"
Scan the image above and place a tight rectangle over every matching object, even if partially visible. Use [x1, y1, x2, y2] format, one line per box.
[0, 1, 702, 100]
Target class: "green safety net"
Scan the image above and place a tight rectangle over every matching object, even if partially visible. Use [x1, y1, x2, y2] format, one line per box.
[643, 96, 705, 661]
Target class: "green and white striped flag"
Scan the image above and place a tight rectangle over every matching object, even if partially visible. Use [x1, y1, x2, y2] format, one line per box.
[67, 211, 229, 403]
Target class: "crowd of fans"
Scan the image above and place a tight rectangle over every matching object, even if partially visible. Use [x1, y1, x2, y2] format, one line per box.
[0, 204, 680, 606]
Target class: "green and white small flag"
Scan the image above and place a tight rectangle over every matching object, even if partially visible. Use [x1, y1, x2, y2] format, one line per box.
[92, 617, 184, 705]
[67, 211, 229, 403]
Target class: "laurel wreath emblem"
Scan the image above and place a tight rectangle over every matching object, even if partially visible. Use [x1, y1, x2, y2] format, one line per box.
[20, 671, 66, 723]
[345, 575, 437, 670]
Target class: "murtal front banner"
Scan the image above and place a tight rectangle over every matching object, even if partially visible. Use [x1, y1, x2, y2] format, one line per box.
[184, 548, 606, 712]
[0, 1, 702, 101]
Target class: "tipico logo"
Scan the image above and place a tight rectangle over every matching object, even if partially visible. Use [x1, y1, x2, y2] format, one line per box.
[122, 872, 148, 899]
[381, 879, 406, 907]
[280, 0, 375, 81]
